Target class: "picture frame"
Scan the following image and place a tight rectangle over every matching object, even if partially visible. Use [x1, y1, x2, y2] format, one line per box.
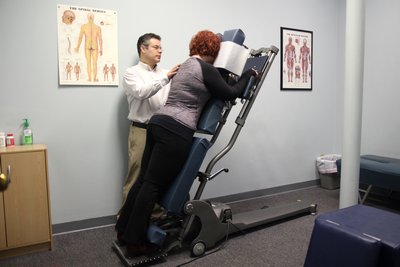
[280, 27, 313, 90]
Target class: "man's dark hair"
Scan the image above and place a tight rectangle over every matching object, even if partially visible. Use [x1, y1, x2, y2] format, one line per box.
[137, 33, 161, 57]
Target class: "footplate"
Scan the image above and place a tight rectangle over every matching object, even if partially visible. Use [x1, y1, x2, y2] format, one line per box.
[112, 241, 167, 267]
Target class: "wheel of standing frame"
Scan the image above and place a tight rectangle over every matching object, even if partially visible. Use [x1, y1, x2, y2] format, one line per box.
[191, 240, 206, 257]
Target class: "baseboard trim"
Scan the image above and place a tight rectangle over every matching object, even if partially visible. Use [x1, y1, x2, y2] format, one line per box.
[52, 179, 319, 235]
[52, 215, 117, 235]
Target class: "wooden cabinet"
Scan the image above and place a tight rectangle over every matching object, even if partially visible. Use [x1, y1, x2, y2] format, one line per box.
[0, 144, 52, 258]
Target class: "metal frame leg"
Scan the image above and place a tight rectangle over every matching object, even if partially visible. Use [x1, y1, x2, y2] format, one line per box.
[359, 184, 373, 204]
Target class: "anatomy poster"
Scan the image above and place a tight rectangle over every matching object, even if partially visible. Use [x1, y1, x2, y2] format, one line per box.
[57, 4, 118, 86]
[280, 27, 313, 90]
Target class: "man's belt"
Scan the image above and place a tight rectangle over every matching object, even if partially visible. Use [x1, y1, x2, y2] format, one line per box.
[132, 121, 147, 129]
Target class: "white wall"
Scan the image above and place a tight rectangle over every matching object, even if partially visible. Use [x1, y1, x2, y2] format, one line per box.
[361, 0, 400, 157]
[199, 0, 344, 197]
[1, 0, 395, 225]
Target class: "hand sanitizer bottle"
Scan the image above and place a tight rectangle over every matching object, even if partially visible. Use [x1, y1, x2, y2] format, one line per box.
[23, 118, 33, 145]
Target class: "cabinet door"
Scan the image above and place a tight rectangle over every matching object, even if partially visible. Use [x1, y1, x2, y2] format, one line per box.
[0, 192, 6, 249]
[2, 151, 50, 248]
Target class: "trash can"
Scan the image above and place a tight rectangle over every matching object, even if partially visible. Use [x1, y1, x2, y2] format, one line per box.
[316, 154, 341, 189]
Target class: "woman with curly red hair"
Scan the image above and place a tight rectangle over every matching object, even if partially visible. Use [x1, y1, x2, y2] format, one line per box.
[116, 30, 257, 257]
[189, 30, 221, 62]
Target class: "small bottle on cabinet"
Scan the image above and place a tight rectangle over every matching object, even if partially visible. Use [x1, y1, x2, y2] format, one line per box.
[6, 133, 15, 147]
[0, 132, 5, 147]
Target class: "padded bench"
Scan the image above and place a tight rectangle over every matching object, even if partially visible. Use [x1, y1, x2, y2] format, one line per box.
[336, 155, 400, 203]
[304, 204, 400, 267]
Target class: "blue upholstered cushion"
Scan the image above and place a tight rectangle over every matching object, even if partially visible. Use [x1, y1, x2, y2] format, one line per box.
[305, 205, 400, 267]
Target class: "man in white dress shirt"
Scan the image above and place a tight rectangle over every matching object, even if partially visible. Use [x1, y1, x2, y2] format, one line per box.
[122, 33, 180, 210]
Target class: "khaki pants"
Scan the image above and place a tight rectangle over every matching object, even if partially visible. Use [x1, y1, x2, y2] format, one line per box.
[122, 125, 146, 204]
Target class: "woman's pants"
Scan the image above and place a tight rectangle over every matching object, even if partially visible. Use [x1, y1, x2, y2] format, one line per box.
[116, 124, 192, 244]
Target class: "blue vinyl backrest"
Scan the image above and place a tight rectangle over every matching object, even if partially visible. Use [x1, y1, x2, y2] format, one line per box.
[240, 55, 269, 99]
[197, 98, 225, 134]
[160, 137, 211, 213]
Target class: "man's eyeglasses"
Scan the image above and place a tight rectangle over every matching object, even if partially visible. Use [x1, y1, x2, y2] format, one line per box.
[149, 45, 162, 51]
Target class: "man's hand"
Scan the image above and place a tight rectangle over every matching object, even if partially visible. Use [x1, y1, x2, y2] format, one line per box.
[167, 64, 180, 80]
